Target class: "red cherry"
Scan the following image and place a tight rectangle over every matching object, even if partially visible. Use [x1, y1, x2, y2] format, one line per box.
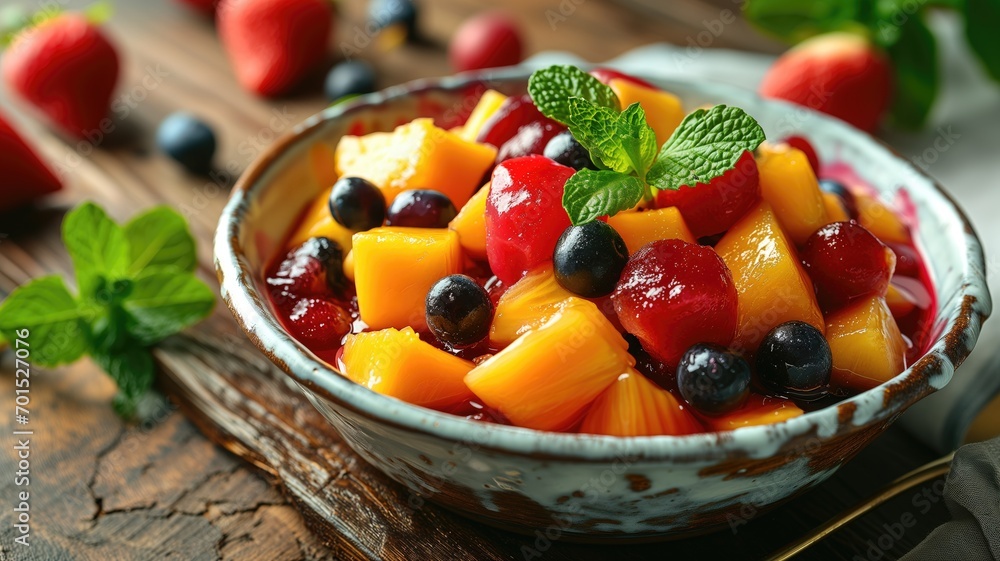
[614, 239, 738, 367]
[286, 297, 352, 351]
[496, 119, 566, 163]
[655, 150, 760, 238]
[783, 135, 820, 175]
[589, 67, 656, 89]
[475, 95, 561, 154]
[801, 221, 896, 310]
[449, 12, 523, 72]
[485, 155, 574, 284]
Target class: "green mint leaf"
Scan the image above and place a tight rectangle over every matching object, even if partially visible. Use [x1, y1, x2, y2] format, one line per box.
[124, 206, 197, 275]
[964, 0, 1000, 82]
[528, 65, 620, 124]
[647, 105, 765, 191]
[743, 0, 861, 44]
[123, 269, 215, 345]
[566, 99, 657, 176]
[63, 202, 129, 298]
[94, 346, 154, 419]
[562, 169, 645, 225]
[0, 276, 92, 365]
[616, 102, 659, 179]
[886, 14, 939, 129]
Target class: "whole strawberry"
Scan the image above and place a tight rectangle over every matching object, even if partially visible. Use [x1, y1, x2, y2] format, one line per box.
[2, 14, 119, 139]
[218, 0, 333, 97]
[759, 32, 892, 133]
[0, 112, 62, 212]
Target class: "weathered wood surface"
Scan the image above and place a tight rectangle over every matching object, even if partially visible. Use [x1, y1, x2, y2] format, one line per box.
[0, 0, 950, 559]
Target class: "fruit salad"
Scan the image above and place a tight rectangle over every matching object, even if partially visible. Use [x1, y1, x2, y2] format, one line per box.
[265, 65, 935, 436]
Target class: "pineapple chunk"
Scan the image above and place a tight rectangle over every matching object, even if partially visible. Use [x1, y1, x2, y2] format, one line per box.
[580, 370, 703, 436]
[352, 227, 463, 330]
[335, 118, 496, 209]
[489, 264, 575, 347]
[609, 78, 684, 146]
[342, 327, 475, 410]
[606, 206, 696, 255]
[465, 300, 633, 431]
[715, 202, 824, 352]
[459, 90, 508, 142]
[826, 296, 906, 392]
[287, 186, 354, 251]
[756, 143, 829, 245]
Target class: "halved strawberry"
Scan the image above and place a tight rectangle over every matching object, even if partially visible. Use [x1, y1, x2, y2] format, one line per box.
[0, 112, 62, 212]
[2, 14, 119, 139]
[579, 370, 703, 436]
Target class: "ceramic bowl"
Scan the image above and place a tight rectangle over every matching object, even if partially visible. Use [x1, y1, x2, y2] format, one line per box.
[215, 68, 991, 540]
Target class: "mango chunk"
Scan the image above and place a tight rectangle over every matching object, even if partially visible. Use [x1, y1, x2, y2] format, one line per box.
[448, 183, 489, 260]
[609, 78, 684, 146]
[856, 193, 911, 244]
[580, 370, 703, 436]
[822, 191, 851, 223]
[352, 227, 463, 330]
[826, 296, 906, 392]
[701, 394, 803, 431]
[756, 143, 829, 245]
[465, 300, 634, 431]
[288, 186, 354, 251]
[342, 327, 475, 411]
[606, 206, 696, 255]
[459, 90, 508, 142]
[489, 263, 575, 347]
[715, 202, 824, 352]
[335, 118, 496, 209]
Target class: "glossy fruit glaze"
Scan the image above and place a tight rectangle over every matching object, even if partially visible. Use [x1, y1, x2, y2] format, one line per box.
[265, 78, 937, 435]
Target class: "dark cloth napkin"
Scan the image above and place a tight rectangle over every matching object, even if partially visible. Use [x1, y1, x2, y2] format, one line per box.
[902, 437, 1000, 560]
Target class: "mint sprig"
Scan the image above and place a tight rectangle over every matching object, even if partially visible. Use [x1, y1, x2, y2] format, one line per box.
[528, 65, 766, 225]
[0, 202, 214, 418]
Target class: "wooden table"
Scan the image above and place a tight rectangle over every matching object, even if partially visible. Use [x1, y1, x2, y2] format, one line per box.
[0, 1, 952, 559]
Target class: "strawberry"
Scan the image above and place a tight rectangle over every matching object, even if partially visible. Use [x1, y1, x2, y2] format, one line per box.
[217, 0, 333, 97]
[0, 112, 62, 212]
[2, 14, 119, 139]
[759, 32, 892, 133]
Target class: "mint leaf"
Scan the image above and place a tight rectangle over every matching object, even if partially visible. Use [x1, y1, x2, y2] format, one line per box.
[94, 346, 154, 418]
[123, 270, 215, 345]
[562, 170, 645, 225]
[616, 102, 659, 179]
[0, 276, 92, 365]
[63, 202, 129, 298]
[744, 0, 861, 44]
[125, 207, 197, 274]
[528, 65, 620, 123]
[566, 99, 657, 176]
[964, 0, 1000, 82]
[647, 105, 765, 191]
[886, 13, 939, 129]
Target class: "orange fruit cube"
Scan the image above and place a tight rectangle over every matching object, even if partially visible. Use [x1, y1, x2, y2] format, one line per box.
[715, 202, 825, 352]
[826, 296, 906, 392]
[606, 206, 696, 255]
[580, 370, 703, 436]
[448, 183, 489, 260]
[756, 143, 829, 245]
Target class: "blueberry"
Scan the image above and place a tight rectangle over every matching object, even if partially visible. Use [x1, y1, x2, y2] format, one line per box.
[553, 221, 629, 298]
[677, 344, 751, 415]
[819, 179, 858, 218]
[369, 0, 417, 36]
[329, 177, 386, 232]
[301, 236, 347, 293]
[756, 321, 832, 399]
[426, 274, 492, 347]
[543, 131, 595, 171]
[324, 60, 377, 102]
[156, 112, 216, 173]
[386, 189, 457, 228]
